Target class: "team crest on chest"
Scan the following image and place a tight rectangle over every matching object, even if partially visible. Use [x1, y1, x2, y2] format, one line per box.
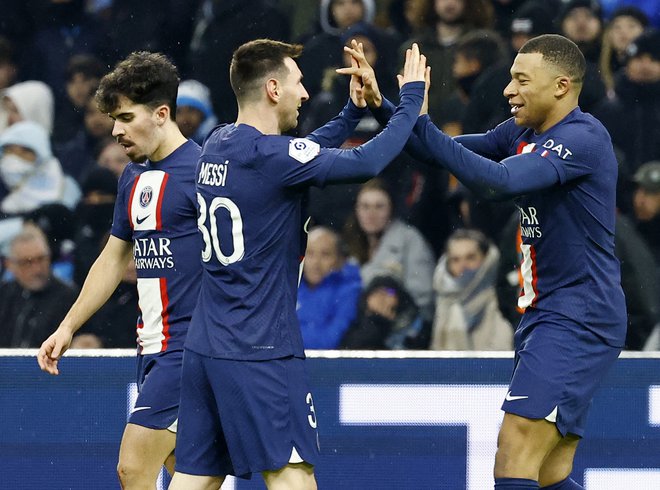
[140, 186, 154, 208]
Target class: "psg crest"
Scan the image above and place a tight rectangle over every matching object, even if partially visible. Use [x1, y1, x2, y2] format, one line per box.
[140, 186, 153, 208]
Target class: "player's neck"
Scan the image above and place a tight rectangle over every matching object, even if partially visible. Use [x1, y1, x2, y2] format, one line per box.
[236, 106, 281, 135]
[536, 101, 579, 134]
[149, 123, 188, 162]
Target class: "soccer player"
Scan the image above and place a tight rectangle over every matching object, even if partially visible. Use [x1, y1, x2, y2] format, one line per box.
[37, 52, 202, 489]
[168, 39, 427, 489]
[343, 34, 626, 489]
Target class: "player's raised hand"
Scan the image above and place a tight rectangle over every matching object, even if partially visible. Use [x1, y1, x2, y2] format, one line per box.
[37, 327, 73, 375]
[397, 43, 427, 89]
[336, 39, 383, 108]
[347, 51, 367, 108]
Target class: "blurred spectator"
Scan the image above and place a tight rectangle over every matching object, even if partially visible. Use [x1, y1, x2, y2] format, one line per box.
[599, 6, 648, 95]
[593, 29, 660, 179]
[78, 250, 139, 349]
[340, 275, 429, 349]
[404, 0, 494, 119]
[24, 0, 106, 101]
[298, 0, 377, 100]
[0, 121, 81, 216]
[72, 166, 117, 287]
[297, 227, 362, 349]
[430, 228, 513, 350]
[1, 80, 54, 134]
[186, 0, 290, 123]
[0, 224, 78, 348]
[0, 36, 18, 91]
[69, 332, 104, 348]
[53, 54, 105, 144]
[96, 137, 130, 179]
[343, 178, 435, 319]
[176, 79, 218, 145]
[557, 0, 607, 111]
[631, 161, 660, 271]
[614, 213, 660, 350]
[387, 0, 434, 41]
[55, 97, 115, 182]
[509, 0, 556, 53]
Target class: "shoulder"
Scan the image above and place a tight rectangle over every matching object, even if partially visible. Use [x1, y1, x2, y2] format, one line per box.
[258, 135, 322, 165]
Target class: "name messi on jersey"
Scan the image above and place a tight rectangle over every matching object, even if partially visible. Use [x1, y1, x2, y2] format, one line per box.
[134, 237, 175, 269]
[198, 160, 228, 187]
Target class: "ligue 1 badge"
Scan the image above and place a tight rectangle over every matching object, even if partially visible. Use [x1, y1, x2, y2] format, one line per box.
[289, 138, 320, 164]
[140, 186, 153, 208]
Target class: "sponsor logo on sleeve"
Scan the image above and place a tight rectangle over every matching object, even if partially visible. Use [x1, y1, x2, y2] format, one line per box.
[288, 138, 320, 164]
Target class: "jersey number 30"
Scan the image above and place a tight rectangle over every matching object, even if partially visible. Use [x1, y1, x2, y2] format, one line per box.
[197, 193, 245, 265]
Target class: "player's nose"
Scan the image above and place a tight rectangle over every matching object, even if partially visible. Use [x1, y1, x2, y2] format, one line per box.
[111, 121, 124, 138]
[300, 85, 309, 103]
[503, 80, 516, 98]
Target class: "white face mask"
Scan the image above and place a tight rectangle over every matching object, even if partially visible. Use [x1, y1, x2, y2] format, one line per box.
[0, 154, 35, 189]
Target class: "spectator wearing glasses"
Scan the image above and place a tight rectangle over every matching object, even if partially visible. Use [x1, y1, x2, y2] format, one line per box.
[0, 224, 78, 347]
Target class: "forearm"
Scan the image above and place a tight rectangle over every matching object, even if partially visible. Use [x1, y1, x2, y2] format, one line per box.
[59, 238, 132, 333]
[414, 115, 559, 199]
[324, 82, 425, 183]
[308, 99, 366, 148]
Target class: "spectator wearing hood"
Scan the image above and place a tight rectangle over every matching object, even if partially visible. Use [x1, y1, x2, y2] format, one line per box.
[298, 0, 380, 100]
[176, 79, 218, 145]
[0, 80, 54, 134]
[509, 0, 556, 53]
[0, 121, 80, 217]
[430, 229, 513, 350]
[593, 29, 660, 186]
[631, 161, 660, 272]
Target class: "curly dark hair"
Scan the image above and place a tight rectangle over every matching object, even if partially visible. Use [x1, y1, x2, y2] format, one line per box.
[95, 51, 179, 120]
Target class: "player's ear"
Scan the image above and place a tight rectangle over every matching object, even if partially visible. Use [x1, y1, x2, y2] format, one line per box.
[555, 75, 570, 98]
[266, 78, 280, 103]
[154, 104, 170, 125]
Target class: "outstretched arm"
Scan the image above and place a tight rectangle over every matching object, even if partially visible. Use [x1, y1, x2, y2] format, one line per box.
[307, 49, 368, 148]
[323, 44, 427, 183]
[37, 235, 133, 375]
[413, 115, 559, 200]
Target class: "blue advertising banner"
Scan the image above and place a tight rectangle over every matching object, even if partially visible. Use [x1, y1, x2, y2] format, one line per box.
[2, 351, 660, 489]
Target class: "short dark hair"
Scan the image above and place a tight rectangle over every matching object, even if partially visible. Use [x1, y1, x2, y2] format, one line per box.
[66, 54, 105, 82]
[447, 228, 490, 255]
[519, 34, 586, 84]
[230, 39, 303, 102]
[95, 51, 179, 120]
[456, 30, 507, 71]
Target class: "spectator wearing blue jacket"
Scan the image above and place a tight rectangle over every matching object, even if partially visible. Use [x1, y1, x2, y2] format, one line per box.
[297, 226, 362, 349]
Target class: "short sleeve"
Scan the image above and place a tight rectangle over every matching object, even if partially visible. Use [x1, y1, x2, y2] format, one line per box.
[110, 166, 135, 241]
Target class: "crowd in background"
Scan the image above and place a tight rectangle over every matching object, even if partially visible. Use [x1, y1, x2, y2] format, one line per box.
[0, 0, 658, 351]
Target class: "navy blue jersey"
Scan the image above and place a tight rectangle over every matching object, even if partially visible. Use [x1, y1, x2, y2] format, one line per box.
[406, 106, 626, 347]
[111, 140, 203, 354]
[186, 84, 425, 360]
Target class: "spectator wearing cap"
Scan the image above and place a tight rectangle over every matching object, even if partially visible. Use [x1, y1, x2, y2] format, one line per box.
[557, 0, 607, 111]
[599, 7, 649, 95]
[176, 80, 218, 146]
[0, 121, 81, 217]
[632, 161, 660, 267]
[509, 0, 556, 52]
[594, 30, 660, 184]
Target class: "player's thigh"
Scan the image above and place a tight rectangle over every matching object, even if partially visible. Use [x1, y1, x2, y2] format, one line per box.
[169, 471, 224, 490]
[495, 412, 563, 477]
[262, 462, 317, 490]
[118, 423, 176, 473]
[538, 435, 580, 487]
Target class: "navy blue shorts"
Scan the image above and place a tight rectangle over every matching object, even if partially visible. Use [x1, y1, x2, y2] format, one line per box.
[128, 349, 183, 432]
[175, 350, 320, 479]
[502, 309, 621, 437]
